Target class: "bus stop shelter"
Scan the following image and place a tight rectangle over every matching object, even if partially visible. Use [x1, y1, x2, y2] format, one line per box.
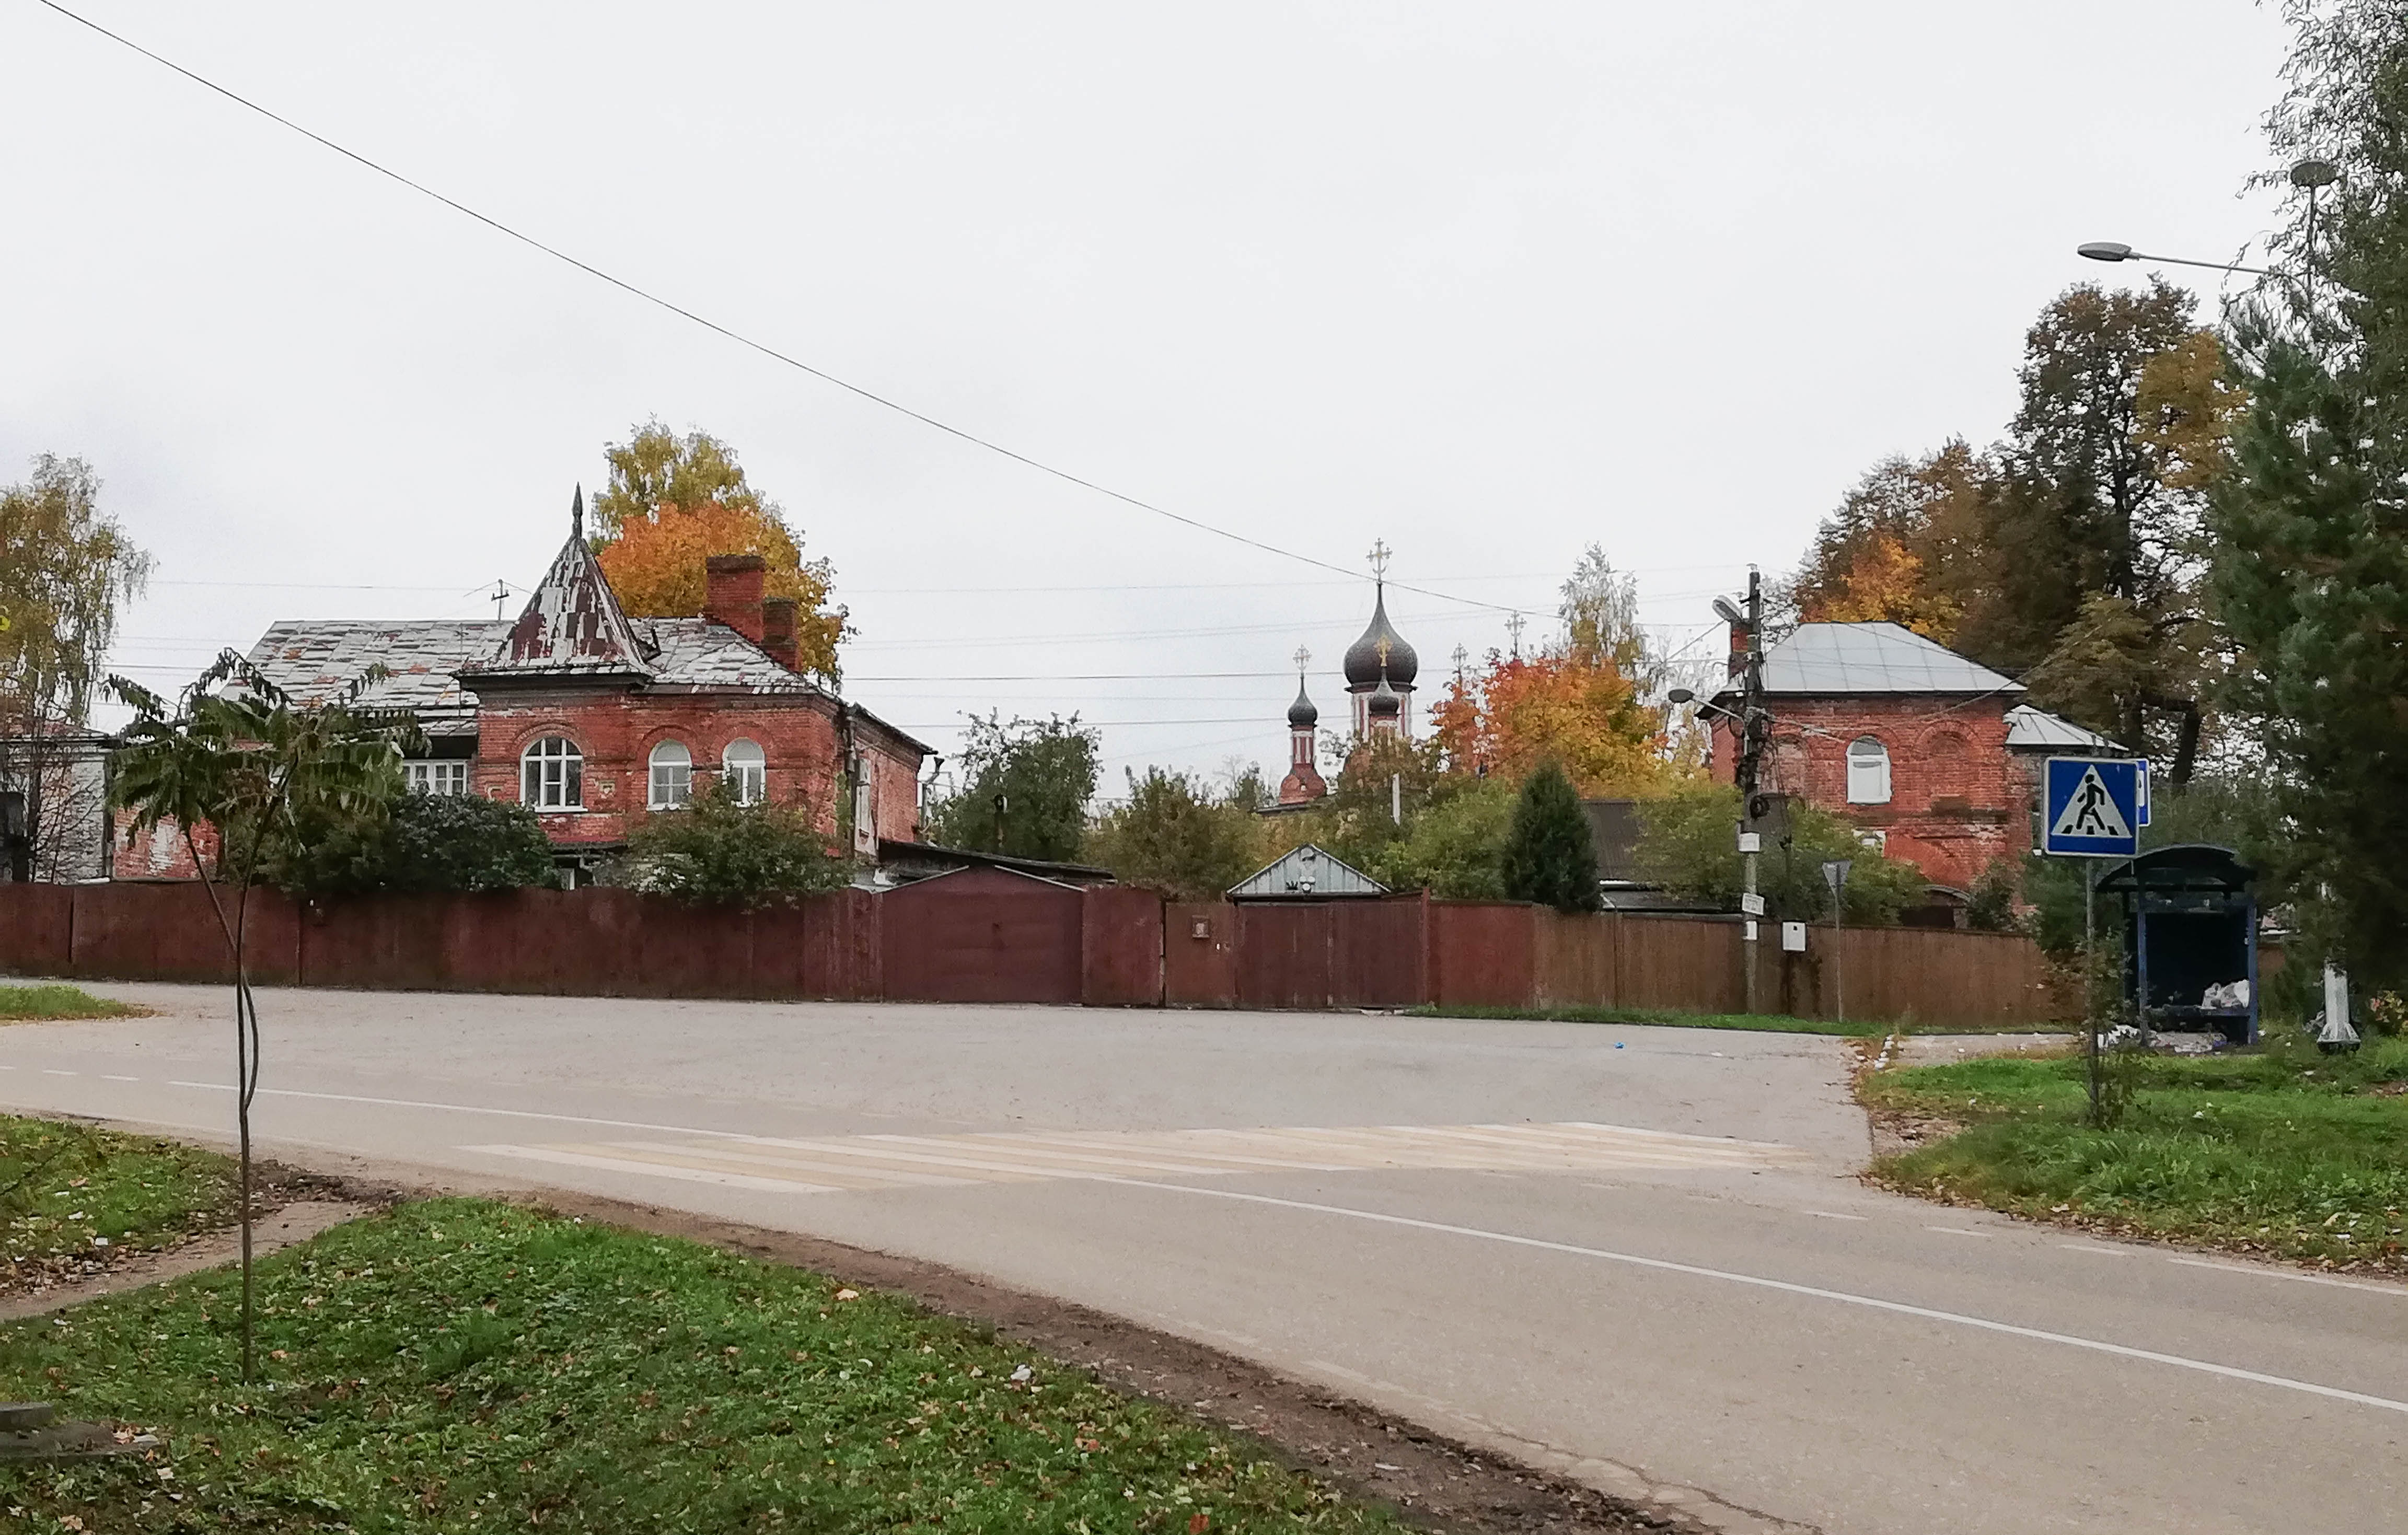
[2097, 844, 2259, 1044]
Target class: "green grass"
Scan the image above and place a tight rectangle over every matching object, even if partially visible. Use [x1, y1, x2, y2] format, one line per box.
[1413, 1002, 2066, 1038]
[3, 1115, 239, 1289]
[0, 982, 148, 1020]
[1866, 1034, 2408, 1270]
[0, 1199, 1415, 1533]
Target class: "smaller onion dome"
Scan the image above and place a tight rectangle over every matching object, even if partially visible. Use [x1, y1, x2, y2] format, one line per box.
[1287, 678, 1319, 729]
[1367, 676, 1402, 719]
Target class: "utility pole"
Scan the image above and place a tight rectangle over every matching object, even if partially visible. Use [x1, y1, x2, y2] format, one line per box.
[1735, 568, 1767, 1016]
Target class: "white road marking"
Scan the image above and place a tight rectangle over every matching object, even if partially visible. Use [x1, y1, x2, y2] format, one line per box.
[1106, 1180, 2408, 1416]
[1925, 1226, 1990, 1238]
[101, 1075, 138, 1083]
[457, 1143, 840, 1194]
[2060, 1243, 2136, 1258]
[464, 1120, 1798, 1194]
[41, 1069, 76, 1077]
[2166, 1256, 2408, 1297]
[1802, 1210, 1869, 1222]
[169, 1081, 749, 1138]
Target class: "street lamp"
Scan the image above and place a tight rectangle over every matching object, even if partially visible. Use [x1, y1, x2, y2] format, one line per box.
[2079, 158, 2337, 283]
[2076, 241, 2278, 278]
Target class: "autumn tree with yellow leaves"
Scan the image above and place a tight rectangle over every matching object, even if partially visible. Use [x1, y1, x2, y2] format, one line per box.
[591, 422, 848, 682]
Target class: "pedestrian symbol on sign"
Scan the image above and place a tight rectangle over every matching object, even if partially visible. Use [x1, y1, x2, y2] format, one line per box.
[2041, 757, 2142, 857]
[2051, 764, 2131, 841]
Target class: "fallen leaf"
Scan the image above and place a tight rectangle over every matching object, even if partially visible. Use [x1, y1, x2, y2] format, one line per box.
[832, 1288, 860, 1303]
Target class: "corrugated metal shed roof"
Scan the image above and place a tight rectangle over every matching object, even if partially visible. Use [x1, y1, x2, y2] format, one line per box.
[1227, 843, 1387, 899]
[1744, 622, 2023, 696]
[2005, 704, 2125, 753]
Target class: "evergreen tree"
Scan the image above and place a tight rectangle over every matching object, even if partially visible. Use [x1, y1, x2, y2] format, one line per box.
[1499, 762, 1601, 914]
[2211, 0, 2408, 986]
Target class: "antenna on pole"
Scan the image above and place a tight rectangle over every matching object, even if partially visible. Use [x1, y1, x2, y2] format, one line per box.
[488, 580, 512, 619]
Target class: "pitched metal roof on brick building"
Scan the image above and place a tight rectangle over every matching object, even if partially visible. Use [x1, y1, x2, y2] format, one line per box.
[466, 516, 654, 681]
[2004, 704, 2125, 753]
[635, 618, 813, 692]
[246, 619, 509, 737]
[1743, 622, 2024, 696]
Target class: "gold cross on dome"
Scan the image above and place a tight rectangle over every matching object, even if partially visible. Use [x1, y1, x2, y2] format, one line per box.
[1366, 539, 1392, 580]
[1293, 645, 1312, 676]
[1375, 636, 1393, 666]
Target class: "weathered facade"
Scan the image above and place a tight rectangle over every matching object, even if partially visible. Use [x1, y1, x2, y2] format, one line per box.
[116, 495, 928, 881]
[1707, 622, 2122, 900]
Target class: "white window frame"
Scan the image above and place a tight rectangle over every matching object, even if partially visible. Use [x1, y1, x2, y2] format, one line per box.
[722, 738, 766, 806]
[401, 760, 469, 796]
[520, 737, 583, 811]
[648, 740, 693, 809]
[1846, 736, 1892, 805]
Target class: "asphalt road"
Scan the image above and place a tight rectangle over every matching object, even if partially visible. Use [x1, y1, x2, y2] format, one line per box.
[5, 985, 2403, 1534]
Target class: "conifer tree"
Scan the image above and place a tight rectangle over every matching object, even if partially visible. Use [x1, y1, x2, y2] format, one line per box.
[1499, 761, 1600, 914]
[2213, 1, 2408, 985]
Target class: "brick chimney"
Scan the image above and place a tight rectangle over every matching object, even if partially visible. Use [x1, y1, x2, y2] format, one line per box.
[1726, 616, 1752, 680]
[704, 554, 768, 645]
[759, 596, 800, 672]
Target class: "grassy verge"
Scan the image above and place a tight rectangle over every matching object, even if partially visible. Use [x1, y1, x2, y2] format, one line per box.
[1413, 1003, 2067, 1038]
[3, 1115, 239, 1295]
[0, 982, 148, 1021]
[1864, 1035, 2408, 1271]
[1, 1198, 1415, 1533]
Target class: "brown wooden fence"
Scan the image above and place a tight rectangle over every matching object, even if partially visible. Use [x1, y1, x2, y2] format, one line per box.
[0, 879, 2072, 1025]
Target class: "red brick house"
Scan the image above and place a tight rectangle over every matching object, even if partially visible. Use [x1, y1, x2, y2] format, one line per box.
[116, 495, 928, 882]
[1706, 621, 2122, 905]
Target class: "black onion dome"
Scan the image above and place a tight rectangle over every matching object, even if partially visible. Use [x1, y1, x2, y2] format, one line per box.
[1342, 587, 1419, 689]
[1367, 676, 1402, 718]
[1287, 678, 1319, 728]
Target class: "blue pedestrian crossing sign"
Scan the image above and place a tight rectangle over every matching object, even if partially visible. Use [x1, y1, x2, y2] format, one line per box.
[2043, 757, 2141, 857]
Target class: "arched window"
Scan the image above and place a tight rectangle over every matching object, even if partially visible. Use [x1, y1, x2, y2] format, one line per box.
[723, 739, 766, 806]
[648, 740, 693, 809]
[521, 737, 583, 810]
[1846, 736, 1891, 805]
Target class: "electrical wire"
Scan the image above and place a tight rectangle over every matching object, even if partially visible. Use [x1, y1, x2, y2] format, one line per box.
[31, 0, 1529, 617]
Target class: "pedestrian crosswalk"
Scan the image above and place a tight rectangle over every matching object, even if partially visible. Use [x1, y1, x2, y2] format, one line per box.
[462, 1119, 1803, 1195]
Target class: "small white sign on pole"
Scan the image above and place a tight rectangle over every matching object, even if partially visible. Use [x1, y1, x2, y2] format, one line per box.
[1780, 921, 1807, 952]
[1740, 892, 1766, 917]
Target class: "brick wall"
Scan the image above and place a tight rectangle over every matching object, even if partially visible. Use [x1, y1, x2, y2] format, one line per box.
[1712, 695, 2024, 893]
[473, 689, 921, 850]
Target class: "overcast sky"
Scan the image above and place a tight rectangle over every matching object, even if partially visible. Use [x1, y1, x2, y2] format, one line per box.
[3, 2, 2293, 792]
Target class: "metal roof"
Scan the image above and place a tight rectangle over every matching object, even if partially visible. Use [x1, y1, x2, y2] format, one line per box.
[246, 620, 508, 736]
[1738, 622, 2024, 697]
[466, 529, 655, 680]
[635, 619, 815, 692]
[1227, 842, 1387, 899]
[2004, 704, 2125, 753]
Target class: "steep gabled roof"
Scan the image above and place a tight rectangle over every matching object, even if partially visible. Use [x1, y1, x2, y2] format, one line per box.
[465, 497, 654, 681]
[1735, 622, 2023, 697]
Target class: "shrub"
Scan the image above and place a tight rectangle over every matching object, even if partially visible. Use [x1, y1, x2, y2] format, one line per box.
[620, 781, 852, 906]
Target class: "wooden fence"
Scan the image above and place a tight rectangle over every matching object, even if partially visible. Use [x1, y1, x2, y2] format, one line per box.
[0, 877, 2071, 1026]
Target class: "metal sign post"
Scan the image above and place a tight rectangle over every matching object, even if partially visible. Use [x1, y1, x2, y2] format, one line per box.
[1821, 859, 1851, 1022]
[2041, 757, 2142, 1125]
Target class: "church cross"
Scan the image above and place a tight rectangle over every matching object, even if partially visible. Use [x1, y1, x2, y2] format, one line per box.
[1366, 539, 1392, 580]
[1505, 611, 1526, 658]
[1293, 645, 1312, 676]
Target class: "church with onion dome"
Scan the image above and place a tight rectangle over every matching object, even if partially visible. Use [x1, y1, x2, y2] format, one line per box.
[1273, 543, 1419, 808]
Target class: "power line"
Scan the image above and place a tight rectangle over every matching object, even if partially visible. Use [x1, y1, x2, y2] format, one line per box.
[32, 0, 1525, 617]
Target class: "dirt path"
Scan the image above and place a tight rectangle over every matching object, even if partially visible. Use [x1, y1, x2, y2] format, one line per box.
[0, 1200, 377, 1322]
